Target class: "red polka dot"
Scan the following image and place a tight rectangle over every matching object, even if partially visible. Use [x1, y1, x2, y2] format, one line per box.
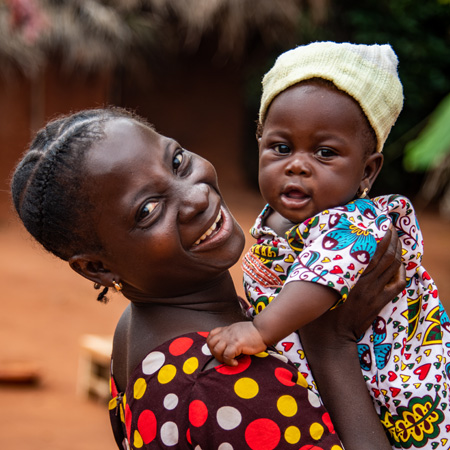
[137, 409, 157, 444]
[125, 403, 132, 442]
[110, 376, 118, 398]
[215, 355, 251, 375]
[245, 418, 280, 450]
[169, 337, 194, 356]
[274, 367, 295, 386]
[189, 399, 208, 427]
[186, 428, 192, 444]
[197, 331, 209, 338]
[322, 412, 335, 433]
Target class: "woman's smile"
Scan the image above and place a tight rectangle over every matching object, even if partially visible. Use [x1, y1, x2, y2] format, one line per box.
[193, 210, 222, 246]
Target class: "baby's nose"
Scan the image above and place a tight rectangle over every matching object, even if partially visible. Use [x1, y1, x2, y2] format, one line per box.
[285, 154, 312, 175]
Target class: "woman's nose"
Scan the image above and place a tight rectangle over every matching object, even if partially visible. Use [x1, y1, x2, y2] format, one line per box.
[285, 154, 311, 176]
[178, 183, 210, 223]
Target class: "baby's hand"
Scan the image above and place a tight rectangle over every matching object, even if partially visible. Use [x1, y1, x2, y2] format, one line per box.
[207, 322, 267, 366]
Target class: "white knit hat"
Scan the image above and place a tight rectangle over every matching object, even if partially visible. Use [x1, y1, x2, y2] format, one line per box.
[259, 41, 404, 152]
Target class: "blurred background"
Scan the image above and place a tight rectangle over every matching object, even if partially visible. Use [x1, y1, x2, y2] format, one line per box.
[1, 1, 449, 449]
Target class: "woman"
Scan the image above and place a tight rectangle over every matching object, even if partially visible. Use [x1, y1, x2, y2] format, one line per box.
[11, 108, 404, 450]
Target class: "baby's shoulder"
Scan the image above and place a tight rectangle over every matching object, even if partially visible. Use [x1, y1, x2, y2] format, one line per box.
[372, 194, 416, 215]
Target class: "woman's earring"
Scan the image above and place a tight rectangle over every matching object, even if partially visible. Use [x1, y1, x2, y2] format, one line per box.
[93, 282, 101, 290]
[113, 280, 123, 292]
[359, 187, 369, 199]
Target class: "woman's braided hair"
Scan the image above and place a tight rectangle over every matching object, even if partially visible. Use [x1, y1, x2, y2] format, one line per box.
[11, 107, 150, 300]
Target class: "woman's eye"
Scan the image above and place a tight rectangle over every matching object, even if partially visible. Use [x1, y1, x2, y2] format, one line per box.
[173, 151, 184, 172]
[274, 144, 290, 155]
[316, 148, 336, 158]
[138, 201, 158, 221]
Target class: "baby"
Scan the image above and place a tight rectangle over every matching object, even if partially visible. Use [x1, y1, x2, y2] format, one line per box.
[207, 42, 450, 449]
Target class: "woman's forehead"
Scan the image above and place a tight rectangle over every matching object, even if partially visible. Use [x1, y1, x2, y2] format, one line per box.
[87, 118, 166, 172]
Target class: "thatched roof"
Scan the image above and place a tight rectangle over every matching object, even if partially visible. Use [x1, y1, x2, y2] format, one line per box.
[0, 0, 328, 76]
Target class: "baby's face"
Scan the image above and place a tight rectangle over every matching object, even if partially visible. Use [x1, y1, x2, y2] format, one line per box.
[258, 81, 372, 226]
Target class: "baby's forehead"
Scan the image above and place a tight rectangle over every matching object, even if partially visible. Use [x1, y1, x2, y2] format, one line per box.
[269, 79, 363, 115]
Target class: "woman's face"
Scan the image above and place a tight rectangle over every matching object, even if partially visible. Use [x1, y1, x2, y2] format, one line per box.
[84, 118, 245, 299]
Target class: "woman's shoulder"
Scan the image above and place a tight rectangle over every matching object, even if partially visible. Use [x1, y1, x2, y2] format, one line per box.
[111, 305, 132, 391]
[111, 304, 171, 391]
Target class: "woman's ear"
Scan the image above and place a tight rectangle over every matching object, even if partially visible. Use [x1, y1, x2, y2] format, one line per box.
[360, 152, 384, 194]
[68, 254, 115, 287]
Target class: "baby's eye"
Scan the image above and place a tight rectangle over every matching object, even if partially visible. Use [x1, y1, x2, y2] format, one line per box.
[138, 200, 158, 221]
[316, 148, 337, 158]
[273, 144, 290, 155]
[173, 150, 184, 172]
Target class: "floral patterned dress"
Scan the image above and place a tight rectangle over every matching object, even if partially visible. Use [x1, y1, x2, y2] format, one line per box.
[109, 331, 342, 450]
[243, 195, 450, 449]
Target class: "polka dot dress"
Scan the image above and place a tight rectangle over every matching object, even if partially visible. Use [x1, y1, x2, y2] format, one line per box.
[109, 332, 342, 449]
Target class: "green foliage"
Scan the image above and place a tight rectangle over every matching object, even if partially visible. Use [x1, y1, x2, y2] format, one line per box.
[404, 93, 450, 171]
[324, 0, 450, 196]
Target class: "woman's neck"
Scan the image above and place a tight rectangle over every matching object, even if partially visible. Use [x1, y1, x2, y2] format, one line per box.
[129, 270, 246, 345]
[112, 271, 246, 388]
[127, 271, 240, 311]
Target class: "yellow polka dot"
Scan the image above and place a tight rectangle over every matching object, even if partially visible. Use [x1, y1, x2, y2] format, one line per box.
[119, 393, 126, 423]
[234, 377, 259, 399]
[183, 357, 199, 374]
[254, 351, 268, 358]
[158, 364, 177, 384]
[284, 426, 301, 444]
[134, 378, 147, 399]
[134, 430, 143, 448]
[331, 446, 344, 450]
[296, 373, 308, 388]
[108, 397, 117, 410]
[310, 422, 324, 440]
[277, 395, 297, 417]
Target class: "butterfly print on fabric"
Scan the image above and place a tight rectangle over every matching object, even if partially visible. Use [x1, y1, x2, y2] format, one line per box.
[358, 317, 392, 371]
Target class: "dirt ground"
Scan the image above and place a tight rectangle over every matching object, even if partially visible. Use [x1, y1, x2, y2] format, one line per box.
[1, 184, 449, 450]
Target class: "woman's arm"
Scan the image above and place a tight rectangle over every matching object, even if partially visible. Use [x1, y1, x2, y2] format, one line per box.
[299, 226, 405, 450]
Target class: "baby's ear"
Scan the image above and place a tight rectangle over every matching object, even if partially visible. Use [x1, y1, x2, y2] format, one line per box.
[363, 152, 384, 188]
[69, 254, 115, 287]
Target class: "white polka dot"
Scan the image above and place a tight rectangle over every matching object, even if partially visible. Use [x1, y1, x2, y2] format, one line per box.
[163, 393, 179, 410]
[122, 438, 130, 450]
[160, 421, 179, 446]
[201, 343, 212, 356]
[216, 406, 242, 430]
[194, 446, 202, 450]
[142, 351, 165, 375]
[308, 389, 322, 408]
[267, 350, 289, 363]
[218, 443, 234, 450]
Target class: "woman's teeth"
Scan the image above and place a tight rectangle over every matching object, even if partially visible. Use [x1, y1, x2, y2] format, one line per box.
[194, 211, 222, 246]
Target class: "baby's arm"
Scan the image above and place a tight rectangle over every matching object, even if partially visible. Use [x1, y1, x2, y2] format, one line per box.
[207, 281, 338, 365]
[253, 280, 339, 345]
